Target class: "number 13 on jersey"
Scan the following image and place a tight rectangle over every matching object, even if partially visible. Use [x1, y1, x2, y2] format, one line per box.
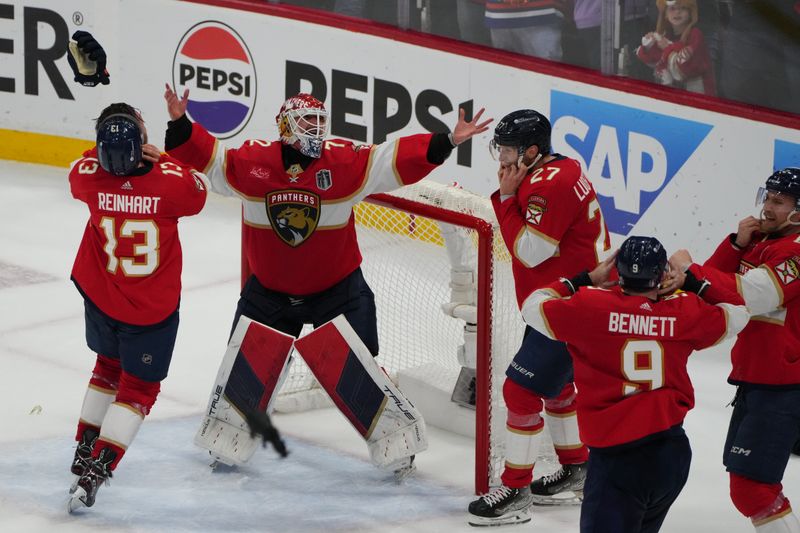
[99, 217, 159, 276]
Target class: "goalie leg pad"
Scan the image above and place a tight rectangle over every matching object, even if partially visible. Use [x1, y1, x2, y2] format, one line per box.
[194, 316, 295, 466]
[293, 315, 427, 467]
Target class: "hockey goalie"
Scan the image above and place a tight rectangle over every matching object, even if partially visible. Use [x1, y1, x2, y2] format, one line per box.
[163, 87, 491, 479]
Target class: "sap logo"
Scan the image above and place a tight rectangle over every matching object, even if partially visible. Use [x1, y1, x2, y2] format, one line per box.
[172, 21, 256, 139]
[550, 91, 712, 235]
[730, 446, 751, 456]
[774, 140, 800, 172]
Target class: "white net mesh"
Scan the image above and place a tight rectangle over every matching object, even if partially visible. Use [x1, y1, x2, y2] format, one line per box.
[275, 181, 526, 489]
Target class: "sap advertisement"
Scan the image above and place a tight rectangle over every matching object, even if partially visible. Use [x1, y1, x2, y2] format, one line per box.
[0, 0, 798, 258]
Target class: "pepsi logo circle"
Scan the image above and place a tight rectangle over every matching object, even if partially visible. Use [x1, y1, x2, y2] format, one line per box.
[172, 21, 257, 139]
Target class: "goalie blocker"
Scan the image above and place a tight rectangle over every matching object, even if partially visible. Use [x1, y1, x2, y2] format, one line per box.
[195, 315, 427, 468]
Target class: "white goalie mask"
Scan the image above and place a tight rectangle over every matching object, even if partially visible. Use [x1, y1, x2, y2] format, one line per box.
[276, 93, 329, 158]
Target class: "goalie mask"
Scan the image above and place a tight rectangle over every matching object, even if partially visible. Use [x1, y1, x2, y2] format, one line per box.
[490, 109, 551, 168]
[276, 94, 329, 158]
[96, 113, 143, 177]
[616, 236, 668, 291]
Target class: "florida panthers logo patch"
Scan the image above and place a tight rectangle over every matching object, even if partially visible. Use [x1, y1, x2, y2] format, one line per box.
[774, 258, 800, 285]
[266, 189, 320, 247]
[526, 197, 547, 226]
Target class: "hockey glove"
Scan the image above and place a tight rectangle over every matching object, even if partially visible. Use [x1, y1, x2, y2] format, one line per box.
[244, 410, 289, 458]
[67, 31, 110, 87]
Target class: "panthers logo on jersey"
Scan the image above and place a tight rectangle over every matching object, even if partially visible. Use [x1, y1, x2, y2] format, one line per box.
[266, 189, 321, 247]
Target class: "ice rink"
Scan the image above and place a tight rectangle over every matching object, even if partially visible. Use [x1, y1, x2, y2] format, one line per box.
[2, 159, 799, 532]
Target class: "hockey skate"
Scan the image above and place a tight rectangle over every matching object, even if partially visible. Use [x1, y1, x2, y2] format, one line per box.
[468, 485, 533, 527]
[68, 448, 114, 513]
[530, 462, 586, 506]
[69, 427, 99, 493]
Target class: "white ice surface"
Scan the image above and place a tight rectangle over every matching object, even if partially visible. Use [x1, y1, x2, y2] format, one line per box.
[1, 160, 798, 532]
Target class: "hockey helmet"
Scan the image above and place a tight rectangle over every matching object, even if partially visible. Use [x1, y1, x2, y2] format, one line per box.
[276, 93, 329, 158]
[757, 167, 800, 209]
[616, 236, 668, 291]
[490, 109, 551, 163]
[96, 113, 143, 177]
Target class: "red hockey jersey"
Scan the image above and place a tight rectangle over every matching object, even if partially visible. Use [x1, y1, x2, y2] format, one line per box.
[520, 282, 748, 448]
[690, 233, 800, 386]
[492, 156, 610, 307]
[70, 149, 207, 325]
[168, 123, 439, 296]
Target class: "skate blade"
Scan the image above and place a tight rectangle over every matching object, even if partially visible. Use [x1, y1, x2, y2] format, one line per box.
[67, 488, 88, 514]
[468, 508, 532, 527]
[531, 490, 582, 506]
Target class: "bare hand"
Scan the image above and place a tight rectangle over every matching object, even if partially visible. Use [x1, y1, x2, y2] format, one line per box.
[164, 83, 189, 121]
[735, 216, 760, 248]
[655, 33, 672, 50]
[141, 143, 161, 164]
[588, 250, 619, 288]
[669, 249, 693, 273]
[658, 249, 692, 295]
[658, 266, 685, 296]
[498, 162, 530, 196]
[452, 107, 493, 146]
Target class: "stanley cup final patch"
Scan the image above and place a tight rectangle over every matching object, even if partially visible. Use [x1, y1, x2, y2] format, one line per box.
[266, 189, 321, 247]
[315, 169, 332, 191]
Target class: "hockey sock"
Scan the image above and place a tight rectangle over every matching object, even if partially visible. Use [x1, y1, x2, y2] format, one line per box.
[500, 379, 544, 488]
[75, 354, 120, 441]
[544, 382, 588, 464]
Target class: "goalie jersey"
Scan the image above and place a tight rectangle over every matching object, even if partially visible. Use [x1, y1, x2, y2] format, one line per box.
[521, 281, 748, 448]
[168, 122, 441, 296]
[69, 149, 207, 325]
[689, 233, 800, 386]
[491, 156, 610, 308]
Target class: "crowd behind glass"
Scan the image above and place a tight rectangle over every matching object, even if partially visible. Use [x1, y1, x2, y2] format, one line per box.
[263, 0, 799, 116]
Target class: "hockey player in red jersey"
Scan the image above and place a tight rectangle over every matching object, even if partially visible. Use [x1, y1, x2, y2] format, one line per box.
[665, 168, 800, 533]
[468, 109, 611, 526]
[163, 85, 492, 475]
[519, 236, 749, 532]
[67, 103, 208, 512]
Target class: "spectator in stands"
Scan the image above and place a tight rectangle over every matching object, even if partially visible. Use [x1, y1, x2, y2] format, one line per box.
[484, 0, 568, 61]
[636, 0, 716, 95]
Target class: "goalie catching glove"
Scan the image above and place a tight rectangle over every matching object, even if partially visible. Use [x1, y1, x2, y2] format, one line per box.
[244, 410, 288, 457]
[67, 31, 110, 86]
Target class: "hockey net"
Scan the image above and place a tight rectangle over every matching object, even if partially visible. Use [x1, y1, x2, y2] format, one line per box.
[268, 181, 526, 494]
